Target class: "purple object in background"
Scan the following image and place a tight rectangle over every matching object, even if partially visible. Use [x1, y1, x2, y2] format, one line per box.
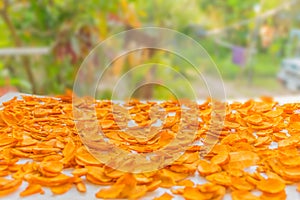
[232, 46, 246, 67]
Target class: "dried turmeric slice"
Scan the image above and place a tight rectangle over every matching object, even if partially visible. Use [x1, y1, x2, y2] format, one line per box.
[24, 174, 74, 187]
[211, 152, 230, 166]
[39, 161, 63, 174]
[0, 179, 22, 196]
[206, 172, 232, 186]
[75, 182, 86, 193]
[231, 190, 260, 200]
[197, 160, 221, 176]
[228, 151, 259, 168]
[279, 156, 300, 167]
[146, 180, 162, 192]
[61, 138, 76, 164]
[171, 188, 184, 195]
[260, 191, 287, 200]
[100, 120, 114, 129]
[128, 185, 148, 199]
[246, 114, 262, 125]
[281, 166, 300, 181]
[197, 182, 225, 195]
[72, 167, 88, 177]
[155, 173, 176, 188]
[86, 166, 112, 183]
[183, 186, 214, 200]
[154, 192, 173, 200]
[231, 176, 255, 191]
[177, 179, 194, 187]
[257, 178, 285, 194]
[0, 137, 17, 147]
[95, 184, 125, 199]
[20, 183, 44, 197]
[264, 109, 283, 118]
[51, 183, 73, 195]
[75, 146, 102, 166]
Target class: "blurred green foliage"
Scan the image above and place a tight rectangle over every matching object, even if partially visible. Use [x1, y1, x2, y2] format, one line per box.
[0, 0, 299, 98]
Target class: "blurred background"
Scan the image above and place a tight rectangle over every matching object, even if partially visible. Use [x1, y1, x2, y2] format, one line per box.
[0, 0, 300, 99]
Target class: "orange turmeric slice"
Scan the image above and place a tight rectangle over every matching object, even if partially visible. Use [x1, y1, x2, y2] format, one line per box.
[183, 186, 214, 200]
[257, 178, 285, 194]
[231, 190, 260, 200]
[0, 179, 22, 196]
[211, 152, 230, 166]
[51, 183, 73, 195]
[197, 160, 221, 176]
[20, 183, 44, 197]
[76, 182, 86, 193]
[154, 192, 173, 200]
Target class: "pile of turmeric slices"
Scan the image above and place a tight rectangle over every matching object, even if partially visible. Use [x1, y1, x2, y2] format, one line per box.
[1, 94, 300, 199]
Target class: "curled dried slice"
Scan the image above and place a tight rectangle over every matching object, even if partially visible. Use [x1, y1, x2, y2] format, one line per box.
[229, 151, 259, 168]
[33, 109, 48, 118]
[211, 152, 230, 166]
[160, 169, 189, 182]
[96, 173, 137, 199]
[39, 161, 63, 174]
[206, 172, 232, 186]
[24, 174, 74, 187]
[264, 109, 283, 118]
[260, 191, 286, 200]
[20, 184, 44, 197]
[254, 136, 271, 147]
[177, 179, 194, 187]
[231, 190, 259, 200]
[246, 114, 262, 125]
[250, 122, 273, 130]
[197, 182, 226, 196]
[169, 164, 196, 174]
[273, 132, 288, 141]
[231, 177, 254, 191]
[146, 180, 161, 192]
[39, 167, 60, 177]
[171, 188, 184, 195]
[61, 138, 76, 164]
[257, 178, 285, 194]
[95, 184, 125, 199]
[0, 178, 22, 196]
[72, 167, 88, 177]
[281, 167, 300, 181]
[278, 137, 299, 148]
[100, 120, 114, 129]
[183, 186, 214, 200]
[154, 192, 173, 200]
[211, 144, 230, 155]
[0, 137, 17, 147]
[51, 183, 73, 194]
[0, 111, 18, 125]
[155, 173, 176, 188]
[86, 174, 112, 185]
[133, 174, 153, 184]
[104, 169, 125, 179]
[279, 156, 300, 167]
[224, 121, 240, 129]
[128, 185, 148, 199]
[86, 166, 112, 183]
[197, 160, 221, 176]
[75, 146, 102, 166]
[76, 182, 86, 193]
